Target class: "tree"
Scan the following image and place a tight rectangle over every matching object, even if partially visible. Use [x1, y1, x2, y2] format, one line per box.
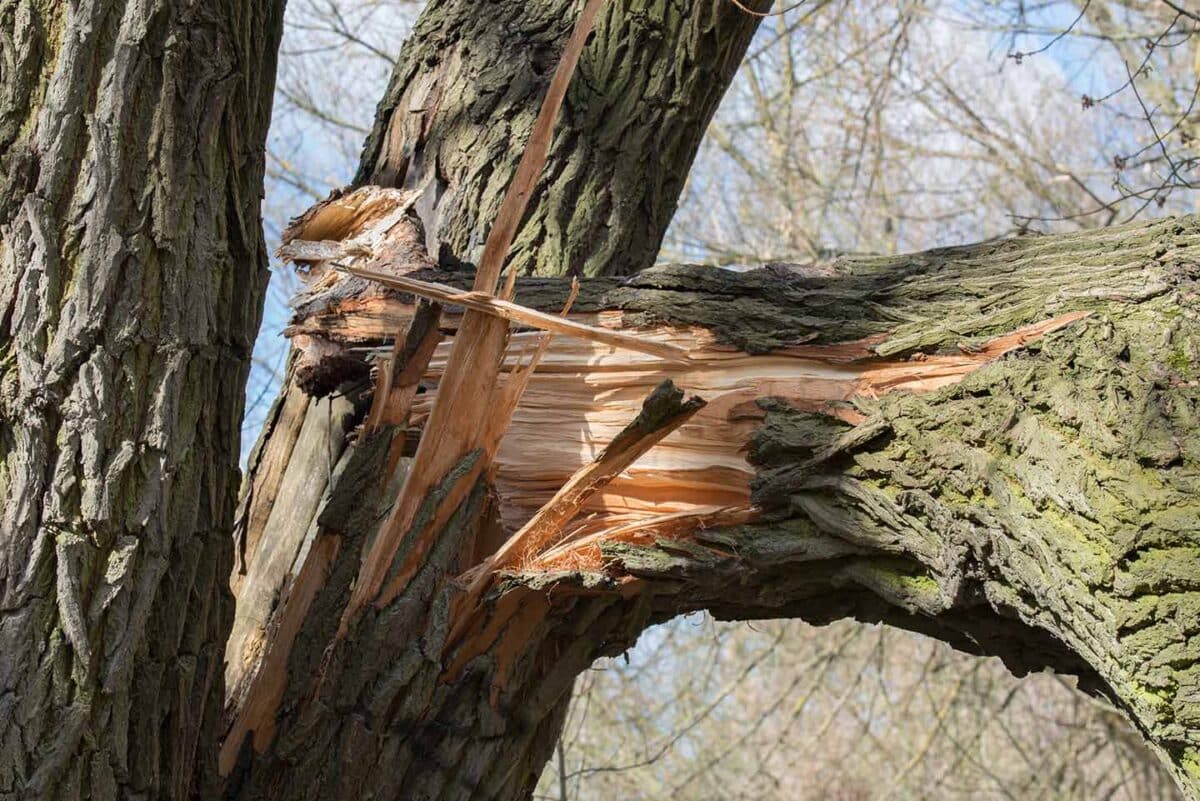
[252, 11, 1200, 796]
[227, 0, 1200, 799]
[3, 3, 1199, 801]
[0, 1, 285, 798]
[233, 207, 1200, 801]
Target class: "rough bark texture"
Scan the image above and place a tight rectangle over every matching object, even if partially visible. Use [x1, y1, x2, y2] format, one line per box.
[226, 0, 765, 731]
[227, 0, 766, 686]
[227, 212, 1200, 800]
[355, 0, 766, 277]
[0, 1, 284, 798]
[222, 0, 1200, 798]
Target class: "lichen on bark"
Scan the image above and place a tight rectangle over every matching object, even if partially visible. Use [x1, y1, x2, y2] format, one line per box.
[592, 220, 1200, 795]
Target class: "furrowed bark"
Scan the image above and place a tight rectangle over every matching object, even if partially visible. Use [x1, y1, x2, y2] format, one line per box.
[229, 212, 1200, 800]
[0, 2, 284, 798]
[355, 0, 766, 277]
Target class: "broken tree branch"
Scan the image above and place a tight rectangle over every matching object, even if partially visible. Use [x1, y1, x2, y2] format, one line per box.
[363, 300, 444, 436]
[446, 380, 706, 647]
[338, 0, 610, 628]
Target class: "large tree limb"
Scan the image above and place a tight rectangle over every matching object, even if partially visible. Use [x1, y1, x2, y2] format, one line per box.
[227, 214, 1200, 800]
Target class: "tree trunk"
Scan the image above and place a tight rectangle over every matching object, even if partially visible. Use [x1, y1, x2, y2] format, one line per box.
[356, 0, 765, 278]
[222, 0, 769, 797]
[0, 2, 284, 799]
[226, 0, 766, 689]
[15, 2, 1197, 801]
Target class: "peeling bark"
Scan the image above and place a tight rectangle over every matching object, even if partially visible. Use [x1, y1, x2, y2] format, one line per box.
[0, 1, 284, 798]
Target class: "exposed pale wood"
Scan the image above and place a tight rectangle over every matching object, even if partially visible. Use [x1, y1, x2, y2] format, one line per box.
[277, 192, 689, 363]
[277, 265, 1093, 544]
[447, 380, 705, 647]
[274, 299, 1092, 560]
[275, 185, 437, 396]
[336, 0, 609, 628]
[395, 309, 1094, 534]
[233, 381, 312, 585]
[225, 392, 354, 696]
[488, 380, 704, 569]
[533, 504, 759, 570]
[374, 281, 582, 606]
[279, 184, 430, 262]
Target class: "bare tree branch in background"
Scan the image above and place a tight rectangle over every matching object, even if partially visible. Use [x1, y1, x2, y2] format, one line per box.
[665, 0, 1199, 267]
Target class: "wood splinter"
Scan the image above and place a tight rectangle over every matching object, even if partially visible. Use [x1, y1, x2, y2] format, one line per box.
[329, 262, 692, 363]
[445, 379, 707, 651]
[339, 0, 615, 633]
[362, 299, 444, 437]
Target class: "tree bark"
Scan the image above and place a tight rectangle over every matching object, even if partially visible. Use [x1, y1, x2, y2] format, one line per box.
[16, 2, 1197, 801]
[229, 195, 1200, 801]
[356, 0, 766, 277]
[221, 2, 1200, 800]
[223, 0, 770, 797]
[226, 0, 767, 693]
[0, 2, 284, 799]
